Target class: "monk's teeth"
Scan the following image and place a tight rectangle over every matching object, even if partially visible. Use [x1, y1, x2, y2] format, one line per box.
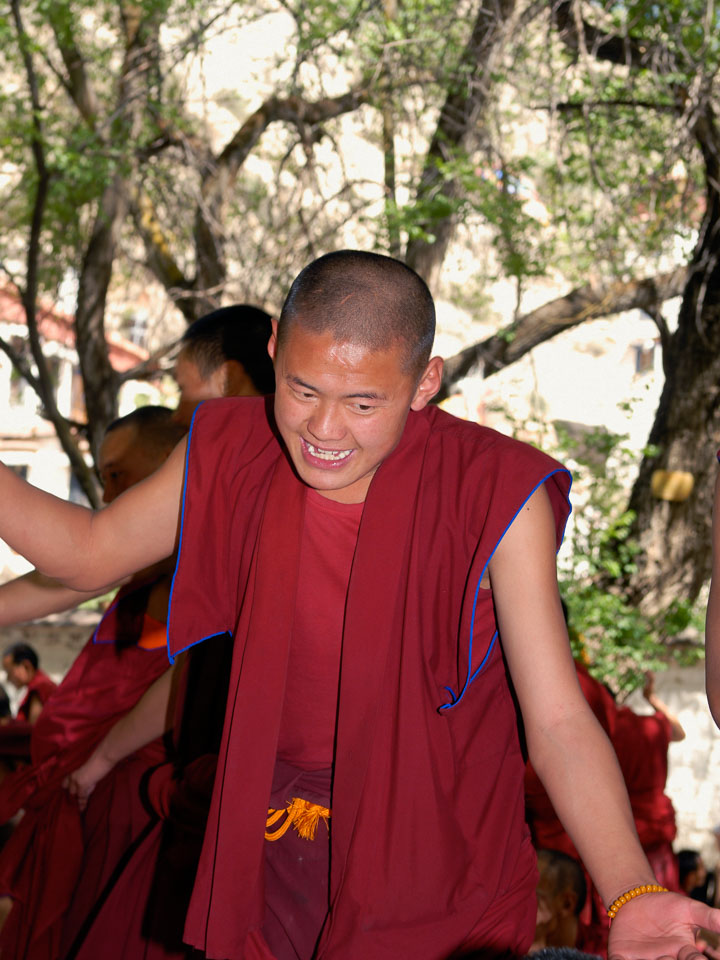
[306, 442, 352, 461]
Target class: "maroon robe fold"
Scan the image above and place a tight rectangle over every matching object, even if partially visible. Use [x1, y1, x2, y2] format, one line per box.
[0, 582, 170, 960]
[168, 398, 572, 960]
[64, 633, 233, 960]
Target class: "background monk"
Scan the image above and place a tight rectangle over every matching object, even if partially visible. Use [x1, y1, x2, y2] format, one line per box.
[613, 673, 685, 893]
[2, 643, 56, 724]
[173, 303, 275, 427]
[62, 303, 275, 960]
[0, 406, 184, 960]
[0, 251, 719, 960]
[0, 644, 58, 778]
[531, 849, 588, 953]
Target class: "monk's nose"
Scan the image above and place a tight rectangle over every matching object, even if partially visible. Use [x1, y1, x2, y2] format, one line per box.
[307, 403, 345, 442]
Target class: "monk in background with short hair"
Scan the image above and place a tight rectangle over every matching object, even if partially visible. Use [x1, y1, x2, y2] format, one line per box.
[2, 643, 56, 725]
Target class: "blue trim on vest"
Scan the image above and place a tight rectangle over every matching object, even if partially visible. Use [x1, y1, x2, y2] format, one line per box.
[438, 466, 573, 713]
[91, 594, 120, 645]
[166, 402, 222, 664]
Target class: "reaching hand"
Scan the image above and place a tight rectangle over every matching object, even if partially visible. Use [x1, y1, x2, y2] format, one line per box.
[608, 891, 720, 960]
[63, 749, 114, 812]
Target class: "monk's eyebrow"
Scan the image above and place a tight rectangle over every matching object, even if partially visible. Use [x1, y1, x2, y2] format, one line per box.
[286, 375, 387, 401]
[287, 375, 318, 392]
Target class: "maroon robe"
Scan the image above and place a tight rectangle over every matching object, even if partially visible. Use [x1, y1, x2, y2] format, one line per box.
[168, 398, 572, 960]
[64, 635, 234, 960]
[613, 706, 679, 891]
[0, 582, 169, 960]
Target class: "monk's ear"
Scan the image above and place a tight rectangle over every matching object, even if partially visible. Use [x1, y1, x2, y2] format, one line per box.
[268, 319, 279, 362]
[410, 356, 443, 411]
[558, 889, 578, 919]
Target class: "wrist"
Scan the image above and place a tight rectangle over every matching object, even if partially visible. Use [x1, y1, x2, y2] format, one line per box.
[97, 736, 121, 769]
[606, 882, 669, 919]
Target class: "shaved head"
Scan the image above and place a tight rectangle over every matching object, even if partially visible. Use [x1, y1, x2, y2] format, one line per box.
[277, 250, 435, 376]
[105, 406, 186, 457]
[537, 849, 587, 917]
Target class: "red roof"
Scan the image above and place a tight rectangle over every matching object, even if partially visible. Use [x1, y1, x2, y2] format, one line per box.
[0, 286, 148, 373]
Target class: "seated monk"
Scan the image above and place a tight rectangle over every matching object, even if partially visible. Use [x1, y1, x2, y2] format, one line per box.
[0, 644, 58, 778]
[2, 643, 56, 724]
[531, 849, 588, 953]
[0, 406, 185, 960]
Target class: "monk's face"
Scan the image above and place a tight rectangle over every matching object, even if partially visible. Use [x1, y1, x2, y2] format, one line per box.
[172, 351, 227, 428]
[269, 322, 442, 503]
[2, 656, 32, 690]
[98, 426, 167, 504]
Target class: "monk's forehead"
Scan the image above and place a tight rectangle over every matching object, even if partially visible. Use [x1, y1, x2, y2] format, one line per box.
[99, 424, 141, 467]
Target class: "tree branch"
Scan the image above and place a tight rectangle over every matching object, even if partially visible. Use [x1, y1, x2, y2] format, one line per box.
[405, 0, 520, 286]
[437, 266, 688, 401]
[45, 2, 99, 128]
[192, 81, 374, 311]
[9, 0, 100, 506]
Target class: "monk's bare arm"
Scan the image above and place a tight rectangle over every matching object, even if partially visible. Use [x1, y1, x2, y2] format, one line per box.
[489, 485, 651, 906]
[0, 438, 186, 591]
[706, 471, 720, 728]
[0, 570, 114, 626]
[490, 486, 720, 958]
[65, 660, 180, 810]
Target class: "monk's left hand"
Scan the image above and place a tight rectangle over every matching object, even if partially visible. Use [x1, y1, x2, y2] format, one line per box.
[63, 749, 114, 812]
[608, 891, 720, 960]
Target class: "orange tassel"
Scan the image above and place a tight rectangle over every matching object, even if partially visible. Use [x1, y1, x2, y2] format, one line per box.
[265, 797, 331, 842]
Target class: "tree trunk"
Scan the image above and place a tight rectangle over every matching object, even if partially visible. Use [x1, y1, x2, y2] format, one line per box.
[404, 0, 517, 288]
[624, 117, 720, 613]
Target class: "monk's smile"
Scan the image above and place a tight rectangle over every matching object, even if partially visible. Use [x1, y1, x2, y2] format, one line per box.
[268, 323, 439, 504]
[301, 439, 355, 467]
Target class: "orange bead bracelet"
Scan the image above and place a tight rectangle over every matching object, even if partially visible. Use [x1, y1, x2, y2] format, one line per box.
[607, 883, 669, 920]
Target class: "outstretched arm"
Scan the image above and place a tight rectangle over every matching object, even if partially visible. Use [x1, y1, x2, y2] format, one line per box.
[0, 570, 113, 627]
[490, 485, 720, 960]
[65, 658, 182, 810]
[643, 672, 685, 742]
[0, 437, 186, 591]
[707, 471, 720, 728]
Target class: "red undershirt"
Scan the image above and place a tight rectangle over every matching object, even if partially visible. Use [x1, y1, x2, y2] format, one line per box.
[276, 488, 364, 772]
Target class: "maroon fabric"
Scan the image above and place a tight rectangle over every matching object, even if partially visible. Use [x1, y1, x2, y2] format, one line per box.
[168, 398, 572, 960]
[277, 491, 363, 771]
[262, 762, 332, 959]
[60, 741, 166, 953]
[16, 669, 57, 720]
[66, 821, 189, 960]
[0, 584, 170, 960]
[0, 720, 33, 762]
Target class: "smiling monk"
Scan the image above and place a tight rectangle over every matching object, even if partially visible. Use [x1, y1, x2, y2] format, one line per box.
[0, 251, 719, 960]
